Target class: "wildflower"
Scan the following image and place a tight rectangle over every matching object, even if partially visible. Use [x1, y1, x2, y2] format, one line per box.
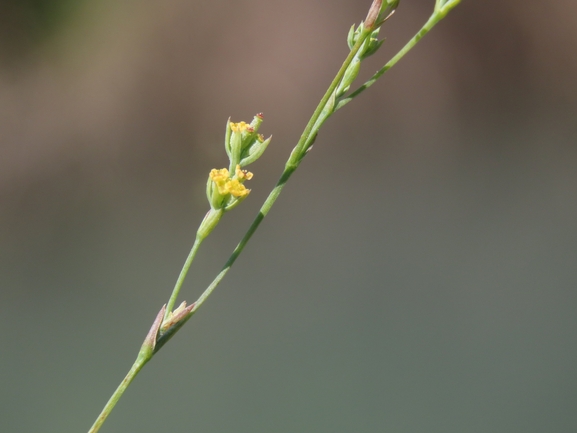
[207, 165, 254, 210]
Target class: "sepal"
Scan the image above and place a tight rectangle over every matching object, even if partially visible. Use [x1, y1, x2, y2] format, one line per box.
[239, 135, 272, 167]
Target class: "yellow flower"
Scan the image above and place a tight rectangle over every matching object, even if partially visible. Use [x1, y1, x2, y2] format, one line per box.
[209, 166, 252, 198]
[235, 165, 253, 181]
[227, 179, 250, 197]
[230, 121, 253, 133]
[209, 168, 230, 194]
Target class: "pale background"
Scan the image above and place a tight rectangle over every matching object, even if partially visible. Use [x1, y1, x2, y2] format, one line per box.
[1, 0, 576, 432]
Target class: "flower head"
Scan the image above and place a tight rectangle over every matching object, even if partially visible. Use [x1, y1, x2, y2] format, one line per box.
[209, 168, 231, 195]
[235, 164, 253, 181]
[225, 114, 272, 168]
[227, 179, 250, 198]
[207, 165, 253, 210]
[230, 121, 253, 133]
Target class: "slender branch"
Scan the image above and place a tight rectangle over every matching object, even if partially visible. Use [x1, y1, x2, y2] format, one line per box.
[88, 306, 165, 433]
[336, 10, 444, 110]
[190, 30, 374, 312]
[87, 1, 461, 430]
[164, 237, 203, 318]
[87, 359, 146, 433]
[86, 25, 373, 433]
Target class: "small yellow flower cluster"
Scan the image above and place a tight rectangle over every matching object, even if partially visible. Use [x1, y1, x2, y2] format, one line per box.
[230, 121, 253, 133]
[235, 165, 253, 181]
[209, 165, 253, 198]
[205, 114, 270, 212]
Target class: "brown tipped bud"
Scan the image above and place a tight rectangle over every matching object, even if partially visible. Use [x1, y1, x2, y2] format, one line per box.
[160, 301, 195, 333]
[141, 304, 166, 356]
[365, 0, 383, 29]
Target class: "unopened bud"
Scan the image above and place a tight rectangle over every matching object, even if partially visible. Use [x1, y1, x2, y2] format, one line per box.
[365, 0, 383, 30]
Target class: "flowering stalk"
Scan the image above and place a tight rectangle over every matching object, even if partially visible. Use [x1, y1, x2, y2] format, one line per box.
[87, 1, 460, 431]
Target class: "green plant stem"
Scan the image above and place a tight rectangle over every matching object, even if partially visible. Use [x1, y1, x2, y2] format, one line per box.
[164, 236, 203, 319]
[87, 28, 374, 433]
[88, 350, 152, 433]
[87, 1, 462, 429]
[88, 305, 165, 433]
[189, 0, 462, 343]
[189, 29, 374, 313]
[337, 9, 448, 110]
[87, 358, 146, 433]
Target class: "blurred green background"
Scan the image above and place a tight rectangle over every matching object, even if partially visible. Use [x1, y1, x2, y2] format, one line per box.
[1, 0, 576, 432]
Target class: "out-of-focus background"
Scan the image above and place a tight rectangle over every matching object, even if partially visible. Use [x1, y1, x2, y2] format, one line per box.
[1, 0, 576, 431]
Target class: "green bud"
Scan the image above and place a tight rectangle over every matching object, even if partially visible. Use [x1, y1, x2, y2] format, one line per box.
[239, 135, 272, 167]
[337, 58, 361, 97]
[347, 24, 357, 50]
[224, 117, 232, 159]
[347, 23, 365, 50]
[249, 113, 264, 134]
[229, 124, 243, 166]
[360, 28, 384, 59]
[312, 90, 337, 133]
[138, 305, 166, 362]
[375, 0, 400, 27]
[206, 171, 225, 209]
[197, 208, 224, 240]
[160, 301, 195, 334]
[223, 193, 248, 212]
[226, 114, 270, 169]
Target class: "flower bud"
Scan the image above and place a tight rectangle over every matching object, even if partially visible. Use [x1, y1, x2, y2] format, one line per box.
[225, 114, 271, 169]
[160, 301, 195, 334]
[197, 207, 224, 239]
[365, 0, 383, 30]
[347, 22, 364, 50]
[360, 28, 385, 59]
[239, 134, 272, 167]
[337, 58, 361, 97]
[312, 90, 337, 133]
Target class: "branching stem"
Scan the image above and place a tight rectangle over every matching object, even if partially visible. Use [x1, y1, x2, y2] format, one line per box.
[86, 2, 460, 431]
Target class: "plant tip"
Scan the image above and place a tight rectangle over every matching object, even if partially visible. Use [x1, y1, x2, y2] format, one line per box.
[365, 0, 383, 29]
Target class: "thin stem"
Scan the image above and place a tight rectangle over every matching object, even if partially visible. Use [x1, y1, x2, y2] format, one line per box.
[87, 2, 462, 430]
[164, 236, 204, 319]
[191, 31, 374, 312]
[192, 177, 283, 312]
[287, 27, 373, 166]
[86, 34, 370, 431]
[336, 12, 442, 110]
[87, 358, 147, 433]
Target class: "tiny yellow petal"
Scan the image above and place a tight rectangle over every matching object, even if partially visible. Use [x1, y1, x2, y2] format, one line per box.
[227, 179, 250, 197]
[210, 168, 231, 194]
[209, 168, 229, 180]
[230, 121, 251, 133]
[235, 164, 253, 181]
